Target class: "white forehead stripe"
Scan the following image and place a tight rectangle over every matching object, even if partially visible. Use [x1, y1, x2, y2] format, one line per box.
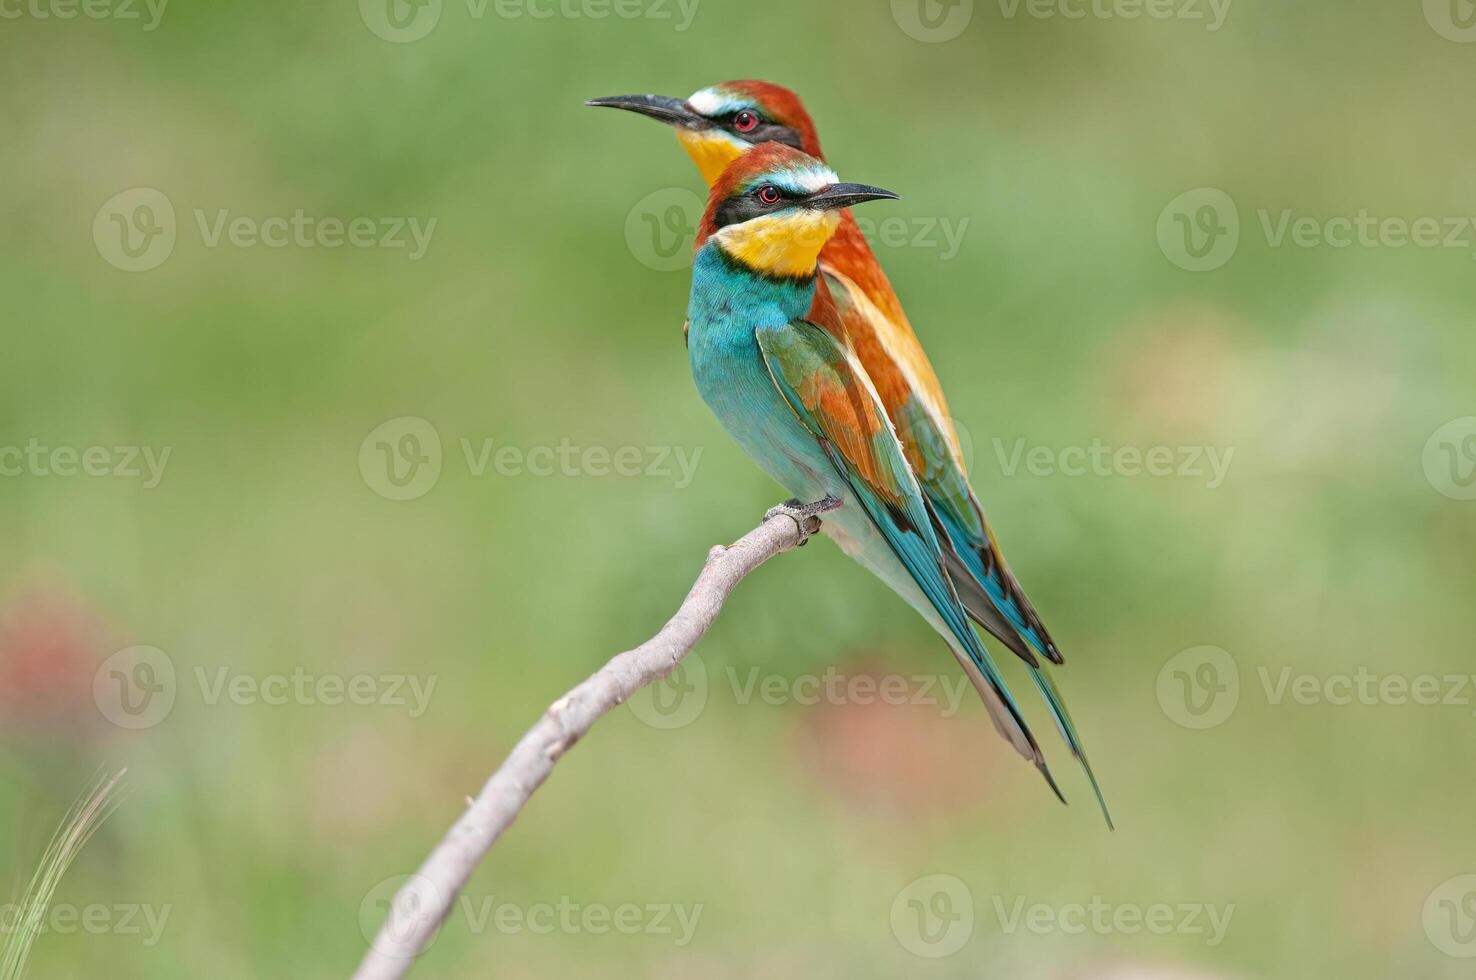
[789, 165, 838, 193]
[757, 164, 837, 196]
[687, 87, 730, 115]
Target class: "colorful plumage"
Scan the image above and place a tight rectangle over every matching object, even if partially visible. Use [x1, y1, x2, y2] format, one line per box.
[591, 87, 1109, 824]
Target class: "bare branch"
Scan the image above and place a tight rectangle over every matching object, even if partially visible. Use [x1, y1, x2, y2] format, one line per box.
[350, 501, 839, 980]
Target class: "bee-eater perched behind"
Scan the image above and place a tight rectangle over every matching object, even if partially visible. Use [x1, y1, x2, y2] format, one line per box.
[678, 143, 1106, 821]
[592, 84, 1110, 823]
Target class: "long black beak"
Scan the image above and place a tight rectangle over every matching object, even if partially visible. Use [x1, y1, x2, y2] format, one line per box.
[585, 95, 711, 131]
[804, 183, 901, 211]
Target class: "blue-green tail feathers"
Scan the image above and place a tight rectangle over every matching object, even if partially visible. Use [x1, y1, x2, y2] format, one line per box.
[928, 497, 1114, 829]
[1027, 662, 1114, 830]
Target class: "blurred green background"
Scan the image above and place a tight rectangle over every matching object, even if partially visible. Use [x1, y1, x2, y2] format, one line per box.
[2, 0, 1474, 976]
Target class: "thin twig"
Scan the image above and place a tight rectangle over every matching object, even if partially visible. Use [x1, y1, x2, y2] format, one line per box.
[350, 501, 839, 980]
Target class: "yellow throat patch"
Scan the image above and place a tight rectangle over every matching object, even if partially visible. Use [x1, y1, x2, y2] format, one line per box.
[677, 129, 747, 186]
[714, 209, 840, 279]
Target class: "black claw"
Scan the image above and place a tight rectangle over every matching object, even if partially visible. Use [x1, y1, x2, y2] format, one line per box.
[764, 496, 841, 545]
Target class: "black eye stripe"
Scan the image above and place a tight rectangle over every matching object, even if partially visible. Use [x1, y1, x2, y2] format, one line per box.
[713, 183, 797, 229]
[727, 122, 804, 152]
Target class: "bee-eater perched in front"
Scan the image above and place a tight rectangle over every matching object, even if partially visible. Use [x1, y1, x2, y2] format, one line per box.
[592, 84, 1110, 823]
[679, 143, 1106, 821]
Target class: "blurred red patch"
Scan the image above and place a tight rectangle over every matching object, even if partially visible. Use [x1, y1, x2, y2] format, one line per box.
[0, 581, 114, 738]
[789, 655, 1002, 819]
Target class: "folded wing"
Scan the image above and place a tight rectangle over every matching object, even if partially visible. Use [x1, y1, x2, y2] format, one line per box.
[755, 317, 1066, 799]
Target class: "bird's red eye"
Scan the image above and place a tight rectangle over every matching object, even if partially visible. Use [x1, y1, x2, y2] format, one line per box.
[757, 185, 782, 205]
[734, 111, 760, 133]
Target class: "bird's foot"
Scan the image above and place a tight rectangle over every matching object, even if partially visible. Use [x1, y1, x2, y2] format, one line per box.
[763, 495, 843, 547]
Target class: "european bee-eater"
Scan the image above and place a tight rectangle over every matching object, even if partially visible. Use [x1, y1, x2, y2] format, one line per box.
[675, 143, 1105, 820]
[591, 84, 1109, 822]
